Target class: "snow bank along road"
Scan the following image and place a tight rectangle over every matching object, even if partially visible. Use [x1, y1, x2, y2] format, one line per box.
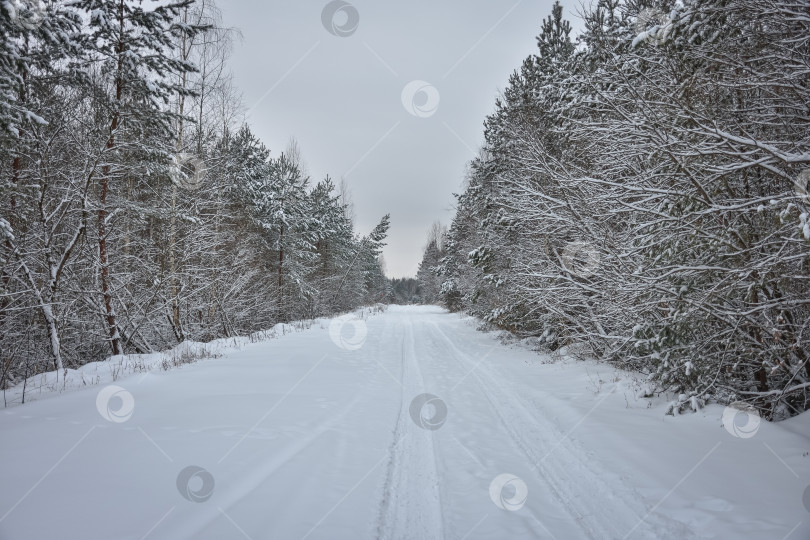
[1, 305, 808, 539]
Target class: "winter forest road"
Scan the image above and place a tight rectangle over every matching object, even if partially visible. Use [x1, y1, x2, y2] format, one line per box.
[1, 306, 808, 540]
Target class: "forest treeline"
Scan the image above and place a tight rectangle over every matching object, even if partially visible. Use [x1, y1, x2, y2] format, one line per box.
[419, 0, 810, 419]
[0, 0, 390, 388]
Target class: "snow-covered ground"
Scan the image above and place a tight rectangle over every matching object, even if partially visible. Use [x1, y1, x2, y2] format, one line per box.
[1, 305, 808, 539]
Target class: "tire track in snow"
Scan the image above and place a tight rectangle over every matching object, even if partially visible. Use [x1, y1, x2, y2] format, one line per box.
[407, 316, 448, 539]
[374, 320, 409, 539]
[429, 322, 695, 540]
[375, 314, 445, 540]
[422, 321, 590, 539]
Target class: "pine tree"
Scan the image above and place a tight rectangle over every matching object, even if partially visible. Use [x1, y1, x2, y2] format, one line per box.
[76, 0, 205, 353]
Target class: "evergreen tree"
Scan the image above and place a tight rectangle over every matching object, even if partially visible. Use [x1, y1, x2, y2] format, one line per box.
[433, 0, 810, 418]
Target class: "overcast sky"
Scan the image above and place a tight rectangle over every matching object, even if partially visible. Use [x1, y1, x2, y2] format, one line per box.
[219, 0, 579, 278]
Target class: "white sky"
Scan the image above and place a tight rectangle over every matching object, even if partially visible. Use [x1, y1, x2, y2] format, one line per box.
[219, 0, 580, 277]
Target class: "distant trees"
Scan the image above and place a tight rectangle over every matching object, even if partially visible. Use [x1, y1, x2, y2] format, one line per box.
[426, 0, 810, 419]
[390, 278, 420, 304]
[0, 0, 389, 388]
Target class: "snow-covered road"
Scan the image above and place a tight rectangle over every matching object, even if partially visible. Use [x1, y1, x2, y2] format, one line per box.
[1, 305, 808, 539]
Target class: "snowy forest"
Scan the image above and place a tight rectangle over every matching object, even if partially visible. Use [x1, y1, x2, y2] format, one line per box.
[0, 0, 391, 388]
[419, 0, 810, 420]
[1, 2, 809, 538]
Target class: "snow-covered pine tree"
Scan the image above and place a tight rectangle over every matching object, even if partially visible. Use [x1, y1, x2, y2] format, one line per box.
[75, 0, 206, 353]
[308, 175, 356, 314]
[416, 222, 446, 305]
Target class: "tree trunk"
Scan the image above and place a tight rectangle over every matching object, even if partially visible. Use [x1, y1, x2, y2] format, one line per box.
[98, 0, 125, 356]
[278, 223, 284, 317]
[169, 6, 189, 342]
